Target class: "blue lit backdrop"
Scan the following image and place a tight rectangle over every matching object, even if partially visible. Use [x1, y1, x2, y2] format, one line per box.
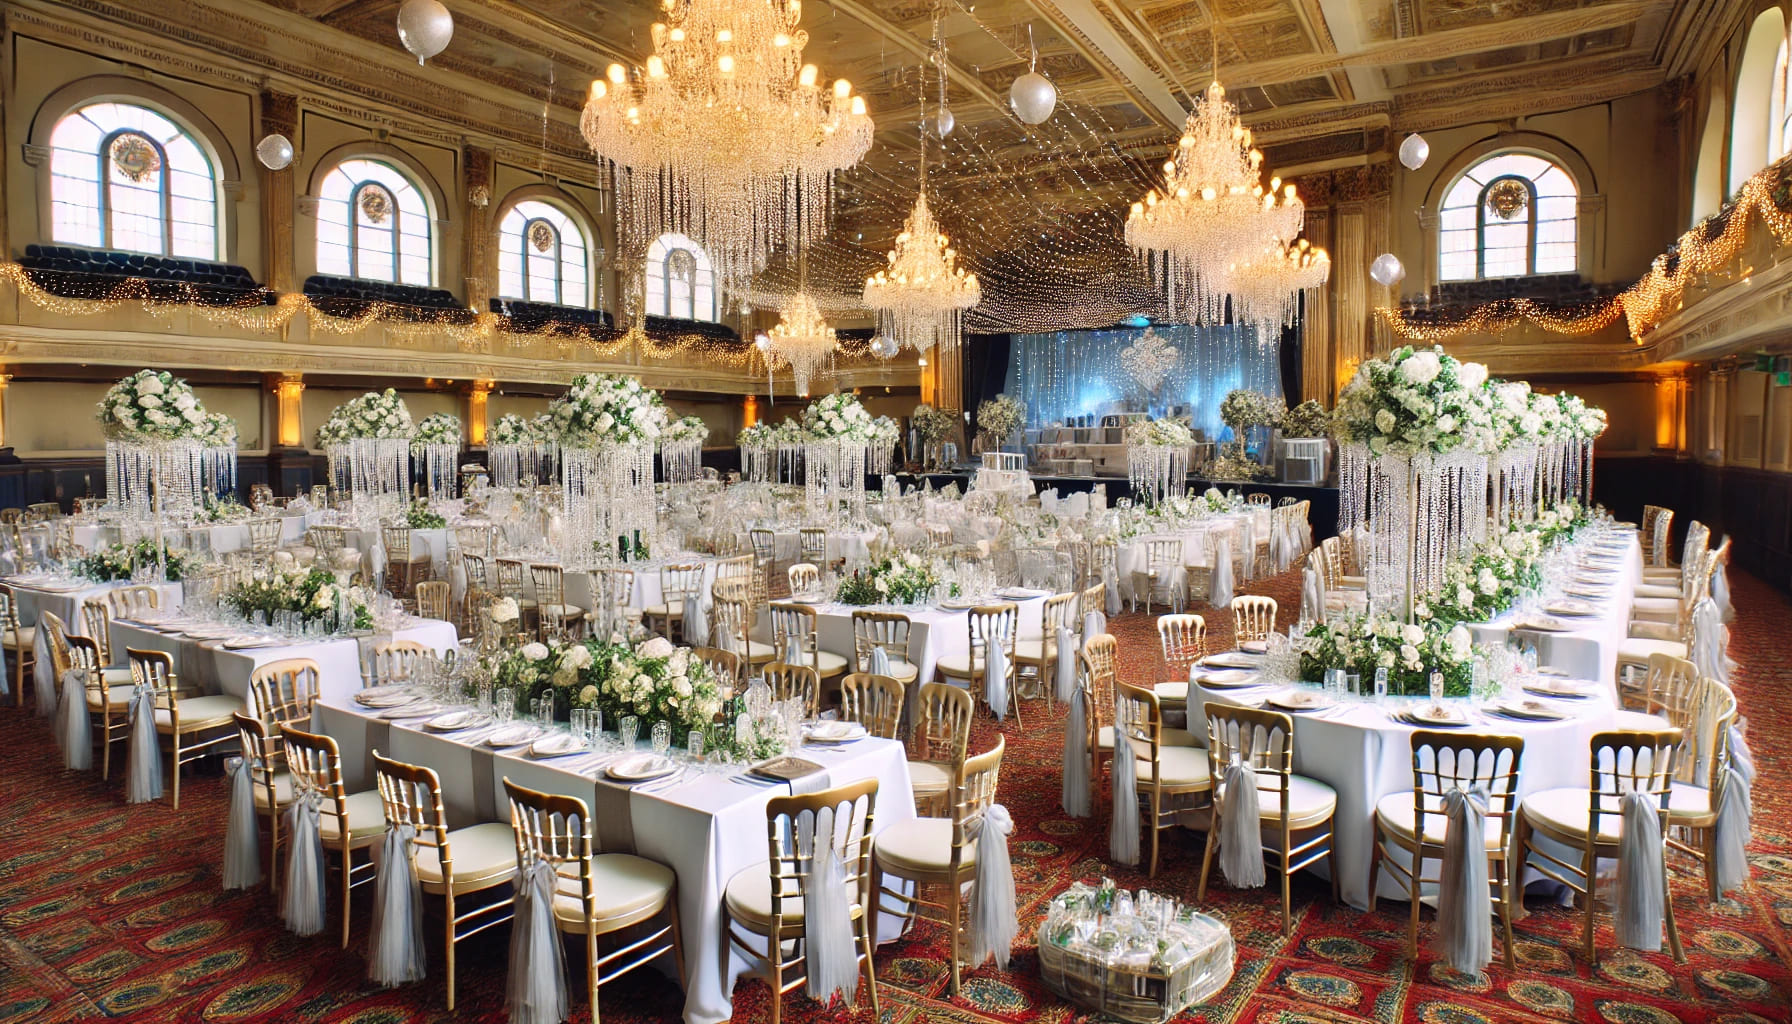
[1003, 323, 1284, 442]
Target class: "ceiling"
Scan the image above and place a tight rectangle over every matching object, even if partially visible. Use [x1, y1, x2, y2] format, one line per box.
[239, 0, 1700, 327]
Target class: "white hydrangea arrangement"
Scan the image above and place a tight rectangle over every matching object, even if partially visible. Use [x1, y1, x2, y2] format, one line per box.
[97, 370, 210, 443]
[196, 412, 238, 449]
[1124, 418, 1196, 447]
[737, 423, 780, 450]
[551, 372, 668, 449]
[1557, 393, 1608, 440]
[802, 392, 876, 442]
[411, 412, 461, 449]
[489, 413, 537, 446]
[869, 415, 901, 445]
[1332, 344, 1493, 457]
[323, 388, 416, 441]
[661, 415, 710, 445]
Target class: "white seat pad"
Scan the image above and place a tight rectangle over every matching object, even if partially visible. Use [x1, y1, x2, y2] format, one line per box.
[724, 861, 861, 926]
[1631, 584, 1679, 600]
[874, 817, 966, 874]
[1668, 781, 1713, 818]
[415, 821, 517, 890]
[864, 657, 918, 682]
[1618, 637, 1688, 661]
[644, 602, 685, 617]
[1218, 773, 1338, 822]
[1134, 746, 1211, 787]
[1097, 724, 1199, 750]
[156, 694, 243, 728]
[1521, 787, 1623, 842]
[319, 789, 389, 842]
[1154, 682, 1188, 702]
[908, 760, 950, 795]
[935, 653, 984, 677]
[251, 770, 295, 811]
[552, 853, 675, 925]
[785, 651, 848, 677]
[87, 682, 136, 708]
[1374, 791, 1504, 848]
[1014, 639, 1056, 661]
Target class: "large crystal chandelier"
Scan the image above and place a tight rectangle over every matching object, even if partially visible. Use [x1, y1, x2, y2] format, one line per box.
[764, 290, 835, 394]
[1230, 238, 1331, 336]
[1124, 81, 1305, 326]
[580, 0, 874, 287]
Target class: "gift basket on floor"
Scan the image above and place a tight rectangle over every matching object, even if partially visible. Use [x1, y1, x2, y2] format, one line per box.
[1036, 878, 1235, 1023]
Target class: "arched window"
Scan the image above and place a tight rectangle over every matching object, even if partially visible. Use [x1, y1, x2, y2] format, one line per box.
[1692, 88, 1728, 225]
[316, 158, 432, 285]
[48, 101, 218, 258]
[1437, 151, 1578, 281]
[1731, 8, 1788, 194]
[644, 232, 717, 322]
[498, 200, 589, 306]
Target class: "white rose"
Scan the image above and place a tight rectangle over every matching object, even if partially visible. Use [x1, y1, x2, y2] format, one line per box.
[1399, 352, 1441, 385]
[673, 677, 692, 698]
[1446, 624, 1473, 660]
[139, 395, 162, 409]
[183, 408, 204, 424]
[1458, 362, 1489, 390]
[1399, 643, 1420, 664]
[1377, 650, 1395, 669]
[1435, 414, 1457, 434]
[1477, 569, 1499, 595]
[1456, 584, 1475, 607]
[174, 394, 197, 411]
[522, 642, 550, 661]
[596, 412, 615, 432]
[139, 377, 165, 395]
[1401, 623, 1425, 646]
[640, 637, 675, 660]
[1374, 409, 1396, 434]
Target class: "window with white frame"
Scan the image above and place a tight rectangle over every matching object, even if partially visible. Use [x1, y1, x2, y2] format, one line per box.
[48, 101, 218, 259]
[497, 200, 589, 306]
[644, 232, 717, 322]
[1437, 151, 1578, 282]
[315, 158, 432, 285]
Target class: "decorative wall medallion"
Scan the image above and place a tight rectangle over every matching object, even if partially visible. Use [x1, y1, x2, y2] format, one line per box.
[1486, 178, 1530, 221]
[358, 184, 394, 224]
[528, 220, 556, 253]
[109, 133, 161, 183]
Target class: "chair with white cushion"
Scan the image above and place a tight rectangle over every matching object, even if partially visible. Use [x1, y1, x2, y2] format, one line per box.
[1199, 703, 1339, 936]
[840, 672, 904, 739]
[768, 602, 848, 694]
[1231, 594, 1279, 647]
[129, 647, 242, 809]
[374, 752, 518, 1010]
[872, 735, 1005, 996]
[787, 562, 821, 598]
[725, 778, 878, 1021]
[710, 578, 776, 673]
[1368, 731, 1524, 966]
[1115, 681, 1213, 877]
[646, 562, 705, 641]
[529, 563, 587, 640]
[762, 661, 822, 719]
[66, 633, 135, 781]
[280, 725, 387, 948]
[1015, 592, 1075, 708]
[233, 711, 294, 893]
[1131, 537, 1183, 614]
[503, 778, 682, 1021]
[851, 610, 918, 687]
[0, 583, 35, 708]
[936, 603, 1021, 726]
[909, 682, 973, 816]
[1662, 675, 1731, 902]
[1155, 613, 1206, 704]
[1511, 728, 1684, 965]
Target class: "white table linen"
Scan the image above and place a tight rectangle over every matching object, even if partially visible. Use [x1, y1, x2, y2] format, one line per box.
[314, 700, 916, 1024]
[1116, 511, 1260, 601]
[1469, 534, 1642, 687]
[70, 512, 314, 555]
[10, 577, 182, 694]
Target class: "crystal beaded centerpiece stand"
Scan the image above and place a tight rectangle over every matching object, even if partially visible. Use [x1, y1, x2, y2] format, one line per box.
[1127, 445, 1188, 507]
[562, 443, 655, 564]
[1338, 443, 1488, 618]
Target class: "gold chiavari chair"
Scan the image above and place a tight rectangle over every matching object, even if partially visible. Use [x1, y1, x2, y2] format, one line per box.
[247, 517, 283, 558]
[871, 735, 1005, 996]
[1621, 652, 1699, 714]
[1015, 592, 1076, 708]
[415, 579, 452, 622]
[459, 551, 489, 595]
[372, 640, 431, 686]
[937, 603, 1021, 727]
[1639, 505, 1673, 567]
[1231, 594, 1279, 647]
[280, 725, 387, 948]
[66, 633, 134, 780]
[1368, 731, 1525, 966]
[909, 681, 974, 817]
[716, 552, 759, 613]
[584, 567, 641, 638]
[647, 562, 705, 641]
[105, 584, 161, 620]
[529, 563, 586, 639]
[767, 602, 848, 699]
[382, 524, 433, 598]
[453, 523, 494, 558]
[129, 647, 242, 809]
[709, 578, 776, 673]
[249, 658, 321, 730]
[1115, 681, 1213, 877]
[1668, 679, 1736, 903]
[839, 672, 904, 739]
[502, 779, 682, 1021]
[799, 527, 829, 567]
[493, 558, 538, 631]
[1130, 537, 1183, 614]
[1512, 728, 1685, 965]
[373, 753, 517, 1010]
[749, 528, 776, 592]
[925, 523, 954, 549]
[1153, 612, 1205, 710]
[1199, 703, 1340, 936]
[80, 598, 116, 668]
[232, 711, 293, 893]
[761, 661, 821, 718]
[785, 562, 820, 597]
[725, 779, 879, 1021]
[1080, 635, 1119, 798]
[691, 646, 742, 695]
[1246, 492, 1272, 507]
[851, 610, 918, 687]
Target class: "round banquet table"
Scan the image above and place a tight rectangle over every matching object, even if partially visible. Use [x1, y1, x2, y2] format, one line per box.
[1115, 509, 1264, 601]
[1193, 679, 1665, 909]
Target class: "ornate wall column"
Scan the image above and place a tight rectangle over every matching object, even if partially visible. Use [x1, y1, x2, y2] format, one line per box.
[462, 146, 494, 313]
[268, 372, 305, 448]
[0, 375, 14, 451]
[259, 91, 298, 293]
[464, 379, 492, 447]
[1300, 208, 1333, 402]
[939, 349, 963, 412]
[742, 394, 759, 428]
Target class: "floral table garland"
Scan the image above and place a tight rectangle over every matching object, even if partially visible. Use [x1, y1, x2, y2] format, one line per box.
[226, 566, 373, 632]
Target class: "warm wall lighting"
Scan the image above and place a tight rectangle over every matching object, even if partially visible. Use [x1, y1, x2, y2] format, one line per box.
[742, 394, 759, 428]
[272, 374, 304, 448]
[466, 380, 494, 446]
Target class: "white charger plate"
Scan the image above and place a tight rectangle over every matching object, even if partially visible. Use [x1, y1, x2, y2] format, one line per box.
[607, 753, 676, 781]
[805, 721, 867, 743]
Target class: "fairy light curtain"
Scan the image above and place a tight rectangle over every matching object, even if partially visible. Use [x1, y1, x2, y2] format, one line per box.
[1004, 324, 1284, 442]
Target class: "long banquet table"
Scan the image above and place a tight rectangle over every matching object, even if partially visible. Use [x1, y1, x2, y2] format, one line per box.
[7, 576, 183, 696]
[1468, 532, 1642, 686]
[314, 700, 917, 1024]
[69, 510, 317, 555]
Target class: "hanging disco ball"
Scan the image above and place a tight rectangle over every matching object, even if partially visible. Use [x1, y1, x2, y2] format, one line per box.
[1397, 133, 1429, 171]
[396, 0, 454, 65]
[1369, 253, 1406, 287]
[869, 334, 899, 359]
[1010, 71, 1057, 125]
[255, 134, 293, 171]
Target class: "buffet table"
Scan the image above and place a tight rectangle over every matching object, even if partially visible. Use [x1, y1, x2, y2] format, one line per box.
[313, 700, 917, 1024]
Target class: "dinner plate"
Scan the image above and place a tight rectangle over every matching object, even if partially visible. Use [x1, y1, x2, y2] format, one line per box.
[527, 733, 586, 758]
[1492, 699, 1567, 721]
[183, 628, 236, 640]
[1524, 680, 1593, 699]
[789, 596, 828, 605]
[223, 636, 285, 650]
[1544, 599, 1600, 617]
[995, 587, 1048, 599]
[484, 724, 546, 748]
[1196, 669, 1260, 689]
[1404, 703, 1468, 726]
[379, 701, 439, 720]
[1200, 652, 1261, 669]
[804, 721, 867, 743]
[354, 686, 417, 708]
[938, 599, 978, 611]
[1514, 617, 1574, 633]
[607, 753, 677, 781]
[1265, 690, 1332, 712]
[1238, 640, 1269, 655]
[1564, 586, 1610, 600]
[424, 710, 492, 732]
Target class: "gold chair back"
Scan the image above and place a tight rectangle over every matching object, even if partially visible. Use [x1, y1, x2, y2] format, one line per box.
[839, 672, 903, 738]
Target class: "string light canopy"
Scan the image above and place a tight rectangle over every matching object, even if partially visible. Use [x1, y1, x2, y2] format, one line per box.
[862, 84, 981, 357]
[764, 288, 836, 394]
[579, 0, 874, 289]
[1123, 80, 1305, 327]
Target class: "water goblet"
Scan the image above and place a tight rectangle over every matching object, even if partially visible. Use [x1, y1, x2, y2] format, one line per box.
[1428, 670, 1444, 711]
[620, 715, 640, 750]
[686, 728, 705, 762]
[651, 720, 671, 758]
[591, 708, 604, 745]
[494, 687, 515, 726]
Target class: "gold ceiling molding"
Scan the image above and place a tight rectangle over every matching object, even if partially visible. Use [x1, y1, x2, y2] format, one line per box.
[1389, 54, 1666, 133]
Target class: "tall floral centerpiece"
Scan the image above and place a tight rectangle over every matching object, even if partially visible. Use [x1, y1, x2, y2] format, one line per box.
[488, 413, 552, 489]
[322, 389, 415, 520]
[1124, 418, 1194, 506]
[912, 403, 957, 470]
[411, 412, 462, 501]
[98, 369, 213, 529]
[738, 423, 779, 482]
[868, 416, 901, 477]
[551, 373, 667, 562]
[802, 393, 876, 526]
[659, 415, 709, 485]
[196, 412, 239, 502]
[1333, 345, 1493, 615]
[1558, 394, 1607, 505]
[975, 394, 1025, 453]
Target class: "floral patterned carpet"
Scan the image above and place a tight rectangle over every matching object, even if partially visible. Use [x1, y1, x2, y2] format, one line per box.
[1, 567, 1788, 1023]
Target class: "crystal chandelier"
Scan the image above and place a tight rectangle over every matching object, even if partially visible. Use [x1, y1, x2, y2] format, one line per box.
[764, 290, 835, 394]
[1230, 238, 1331, 336]
[1124, 81, 1305, 326]
[580, 0, 874, 287]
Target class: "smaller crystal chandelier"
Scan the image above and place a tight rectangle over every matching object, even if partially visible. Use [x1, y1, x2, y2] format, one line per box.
[1230, 238, 1331, 337]
[862, 99, 980, 355]
[765, 290, 836, 394]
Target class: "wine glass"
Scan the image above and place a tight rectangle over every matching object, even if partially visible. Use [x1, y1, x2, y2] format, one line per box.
[494, 687, 515, 726]
[620, 715, 639, 750]
[651, 720, 671, 758]
[686, 728, 706, 762]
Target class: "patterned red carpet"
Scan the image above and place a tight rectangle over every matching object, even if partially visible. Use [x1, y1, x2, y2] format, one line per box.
[2, 569, 1789, 1023]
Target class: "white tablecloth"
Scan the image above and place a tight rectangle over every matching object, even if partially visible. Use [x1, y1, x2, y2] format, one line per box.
[69, 512, 315, 555]
[10, 577, 183, 695]
[559, 556, 723, 646]
[733, 528, 880, 565]
[1116, 511, 1262, 600]
[1469, 533, 1641, 687]
[108, 618, 458, 713]
[314, 700, 916, 1024]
